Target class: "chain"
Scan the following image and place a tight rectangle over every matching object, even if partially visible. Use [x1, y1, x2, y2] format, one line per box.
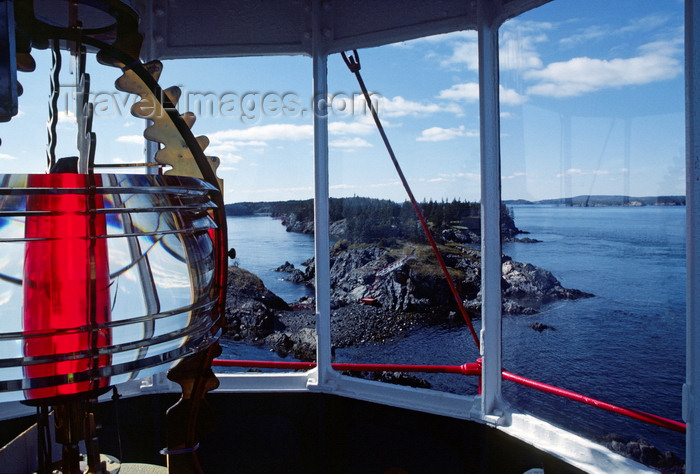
[46, 39, 61, 171]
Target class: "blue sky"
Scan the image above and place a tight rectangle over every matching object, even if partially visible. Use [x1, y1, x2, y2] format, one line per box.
[0, 0, 685, 203]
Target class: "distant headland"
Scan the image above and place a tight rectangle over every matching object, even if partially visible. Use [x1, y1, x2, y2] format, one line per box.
[504, 195, 685, 207]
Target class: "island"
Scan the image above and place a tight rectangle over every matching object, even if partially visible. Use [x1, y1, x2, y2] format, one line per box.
[223, 197, 592, 361]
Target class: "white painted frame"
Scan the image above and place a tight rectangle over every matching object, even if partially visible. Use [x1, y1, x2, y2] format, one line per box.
[1, 1, 693, 471]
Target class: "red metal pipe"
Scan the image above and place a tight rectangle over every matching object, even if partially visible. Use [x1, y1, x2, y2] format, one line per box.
[501, 371, 686, 434]
[332, 362, 482, 376]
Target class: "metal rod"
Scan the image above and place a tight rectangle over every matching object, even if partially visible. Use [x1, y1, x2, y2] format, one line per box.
[685, 0, 700, 468]
[311, 0, 333, 388]
[502, 371, 686, 434]
[477, 0, 504, 418]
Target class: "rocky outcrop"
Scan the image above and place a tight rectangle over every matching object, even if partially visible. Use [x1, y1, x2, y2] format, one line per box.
[289, 242, 592, 316]
[501, 258, 594, 308]
[529, 322, 556, 332]
[280, 213, 314, 234]
[441, 227, 479, 245]
[601, 435, 684, 473]
[274, 261, 296, 273]
[275, 261, 313, 284]
[224, 267, 289, 340]
[224, 242, 592, 361]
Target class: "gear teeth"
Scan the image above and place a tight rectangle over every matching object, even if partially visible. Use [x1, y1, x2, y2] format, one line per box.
[143, 122, 180, 144]
[182, 112, 196, 128]
[163, 86, 181, 105]
[112, 60, 221, 188]
[16, 53, 36, 72]
[196, 135, 209, 151]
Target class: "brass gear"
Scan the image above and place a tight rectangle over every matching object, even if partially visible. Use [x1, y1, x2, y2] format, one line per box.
[113, 59, 222, 187]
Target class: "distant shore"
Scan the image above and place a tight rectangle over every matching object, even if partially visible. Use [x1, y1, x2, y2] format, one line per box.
[504, 195, 685, 207]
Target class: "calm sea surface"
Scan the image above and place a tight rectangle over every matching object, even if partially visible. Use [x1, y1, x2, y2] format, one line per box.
[223, 206, 687, 458]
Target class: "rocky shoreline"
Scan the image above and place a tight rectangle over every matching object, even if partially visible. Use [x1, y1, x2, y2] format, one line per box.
[224, 238, 593, 361]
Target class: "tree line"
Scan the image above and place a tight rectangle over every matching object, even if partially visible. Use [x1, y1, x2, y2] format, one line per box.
[225, 197, 519, 245]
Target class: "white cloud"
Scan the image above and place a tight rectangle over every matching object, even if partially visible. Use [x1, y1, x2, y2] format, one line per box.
[57, 112, 74, 123]
[499, 86, 528, 105]
[207, 140, 268, 157]
[57, 110, 75, 123]
[437, 172, 480, 180]
[110, 156, 143, 164]
[116, 134, 144, 145]
[441, 41, 479, 70]
[560, 25, 609, 48]
[0, 153, 16, 160]
[217, 152, 244, 164]
[556, 168, 615, 178]
[557, 168, 583, 178]
[438, 83, 526, 105]
[439, 21, 548, 72]
[329, 117, 376, 136]
[417, 126, 478, 142]
[561, 14, 673, 49]
[499, 26, 546, 71]
[208, 124, 313, 143]
[206, 141, 240, 153]
[395, 30, 477, 47]
[526, 39, 682, 98]
[377, 95, 462, 117]
[330, 137, 372, 148]
[438, 83, 479, 102]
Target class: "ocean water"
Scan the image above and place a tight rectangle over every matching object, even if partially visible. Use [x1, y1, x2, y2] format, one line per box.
[227, 215, 315, 303]
[223, 206, 687, 458]
[501, 205, 685, 457]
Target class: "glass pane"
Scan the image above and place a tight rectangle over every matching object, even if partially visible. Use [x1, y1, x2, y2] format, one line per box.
[163, 56, 320, 371]
[327, 39, 484, 395]
[500, 0, 685, 468]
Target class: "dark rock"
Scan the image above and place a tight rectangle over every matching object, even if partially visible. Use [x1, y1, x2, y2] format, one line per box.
[225, 267, 289, 338]
[264, 332, 294, 357]
[281, 213, 314, 234]
[264, 328, 317, 361]
[329, 219, 346, 238]
[341, 370, 431, 389]
[601, 434, 684, 473]
[368, 371, 432, 389]
[513, 237, 542, 243]
[529, 322, 556, 332]
[441, 228, 479, 244]
[501, 258, 594, 308]
[225, 299, 275, 340]
[294, 243, 591, 317]
[504, 301, 538, 315]
[227, 266, 290, 310]
[284, 269, 307, 283]
[274, 261, 296, 272]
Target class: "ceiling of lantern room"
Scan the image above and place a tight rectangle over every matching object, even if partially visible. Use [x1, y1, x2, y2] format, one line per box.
[127, 0, 554, 60]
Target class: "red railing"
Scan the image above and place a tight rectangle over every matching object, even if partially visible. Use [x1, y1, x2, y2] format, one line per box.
[212, 358, 686, 434]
